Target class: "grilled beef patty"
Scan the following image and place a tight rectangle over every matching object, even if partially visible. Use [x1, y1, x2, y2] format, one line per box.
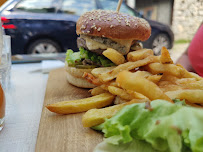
[77, 35, 135, 55]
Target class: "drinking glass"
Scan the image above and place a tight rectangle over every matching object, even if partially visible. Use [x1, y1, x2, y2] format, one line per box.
[0, 35, 11, 91]
[0, 33, 11, 131]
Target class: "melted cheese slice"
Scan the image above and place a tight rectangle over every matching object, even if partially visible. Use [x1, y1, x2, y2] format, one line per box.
[111, 38, 133, 51]
[85, 37, 107, 50]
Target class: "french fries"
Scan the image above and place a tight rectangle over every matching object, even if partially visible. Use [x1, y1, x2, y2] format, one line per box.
[177, 65, 202, 80]
[82, 99, 144, 127]
[185, 101, 203, 108]
[145, 63, 201, 80]
[108, 86, 132, 100]
[160, 74, 179, 83]
[158, 80, 175, 86]
[145, 63, 183, 77]
[46, 93, 115, 114]
[108, 86, 147, 101]
[147, 75, 162, 84]
[127, 49, 153, 62]
[99, 56, 156, 82]
[175, 78, 196, 84]
[91, 66, 115, 77]
[83, 72, 102, 85]
[165, 90, 203, 104]
[131, 71, 152, 78]
[100, 80, 118, 91]
[159, 84, 183, 92]
[160, 47, 173, 64]
[116, 71, 173, 103]
[126, 90, 149, 100]
[90, 86, 108, 96]
[47, 46, 203, 128]
[130, 98, 149, 103]
[82, 103, 126, 127]
[103, 48, 125, 65]
[176, 80, 203, 90]
[175, 78, 203, 90]
[114, 96, 128, 104]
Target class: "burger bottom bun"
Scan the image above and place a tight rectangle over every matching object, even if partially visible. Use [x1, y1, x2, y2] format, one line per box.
[66, 72, 96, 88]
[65, 63, 96, 88]
[65, 62, 93, 78]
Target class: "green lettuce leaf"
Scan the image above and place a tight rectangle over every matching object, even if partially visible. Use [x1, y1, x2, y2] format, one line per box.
[65, 49, 82, 66]
[65, 47, 115, 67]
[98, 56, 115, 67]
[79, 47, 89, 59]
[173, 99, 186, 106]
[94, 139, 159, 152]
[94, 100, 203, 152]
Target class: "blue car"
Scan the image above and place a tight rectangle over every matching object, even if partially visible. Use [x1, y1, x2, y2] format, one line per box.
[0, 0, 174, 55]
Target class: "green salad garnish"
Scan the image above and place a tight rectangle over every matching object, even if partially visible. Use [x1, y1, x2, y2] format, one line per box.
[93, 100, 203, 152]
[65, 47, 115, 68]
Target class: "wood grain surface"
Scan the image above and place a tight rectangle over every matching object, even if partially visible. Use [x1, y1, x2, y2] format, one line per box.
[35, 68, 103, 152]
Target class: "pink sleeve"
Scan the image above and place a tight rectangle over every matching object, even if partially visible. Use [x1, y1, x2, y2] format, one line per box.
[188, 25, 203, 77]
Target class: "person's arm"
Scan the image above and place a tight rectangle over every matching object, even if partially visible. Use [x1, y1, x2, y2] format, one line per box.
[176, 48, 196, 72]
[176, 22, 203, 73]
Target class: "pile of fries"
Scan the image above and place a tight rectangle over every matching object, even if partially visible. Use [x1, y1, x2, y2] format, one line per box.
[47, 47, 203, 128]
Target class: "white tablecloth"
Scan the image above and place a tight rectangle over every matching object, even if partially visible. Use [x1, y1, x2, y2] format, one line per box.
[0, 63, 49, 152]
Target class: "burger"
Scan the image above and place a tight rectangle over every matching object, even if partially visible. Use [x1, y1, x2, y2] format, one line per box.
[65, 10, 151, 88]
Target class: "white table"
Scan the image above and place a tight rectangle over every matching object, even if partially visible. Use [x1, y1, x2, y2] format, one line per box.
[0, 63, 49, 152]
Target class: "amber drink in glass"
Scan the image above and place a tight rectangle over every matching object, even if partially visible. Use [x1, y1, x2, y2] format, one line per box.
[0, 84, 5, 131]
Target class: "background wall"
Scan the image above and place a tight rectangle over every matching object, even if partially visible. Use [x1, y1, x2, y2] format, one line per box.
[135, 0, 173, 26]
[172, 0, 203, 40]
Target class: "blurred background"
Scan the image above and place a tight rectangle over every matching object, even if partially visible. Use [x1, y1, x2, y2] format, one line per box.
[0, 0, 202, 62]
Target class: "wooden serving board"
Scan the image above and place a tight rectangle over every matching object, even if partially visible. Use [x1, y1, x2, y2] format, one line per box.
[35, 68, 103, 152]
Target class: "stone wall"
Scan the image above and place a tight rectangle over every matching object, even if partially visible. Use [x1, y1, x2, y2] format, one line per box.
[172, 0, 203, 40]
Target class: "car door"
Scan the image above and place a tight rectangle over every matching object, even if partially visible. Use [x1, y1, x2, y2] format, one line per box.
[2, 0, 61, 54]
[56, 0, 97, 52]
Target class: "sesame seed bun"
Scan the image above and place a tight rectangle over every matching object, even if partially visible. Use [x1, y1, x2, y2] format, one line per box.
[76, 10, 151, 41]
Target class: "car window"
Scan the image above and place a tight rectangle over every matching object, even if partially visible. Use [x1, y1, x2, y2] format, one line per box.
[98, 0, 137, 16]
[15, 0, 57, 13]
[60, 0, 96, 16]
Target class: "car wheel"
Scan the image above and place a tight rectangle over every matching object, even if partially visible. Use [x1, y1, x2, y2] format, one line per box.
[151, 33, 170, 55]
[27, 39, 61, 54]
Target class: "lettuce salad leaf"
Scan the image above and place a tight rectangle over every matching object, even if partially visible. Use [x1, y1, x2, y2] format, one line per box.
[94, 138, 159, 152]
[94, 100, 203, 152]
[65, 47, 115, 68]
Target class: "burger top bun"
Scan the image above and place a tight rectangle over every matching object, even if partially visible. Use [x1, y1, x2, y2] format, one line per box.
[76, 10, 151, 41]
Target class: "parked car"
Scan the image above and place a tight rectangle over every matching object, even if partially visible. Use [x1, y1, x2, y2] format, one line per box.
[0, 0, 174, 55]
